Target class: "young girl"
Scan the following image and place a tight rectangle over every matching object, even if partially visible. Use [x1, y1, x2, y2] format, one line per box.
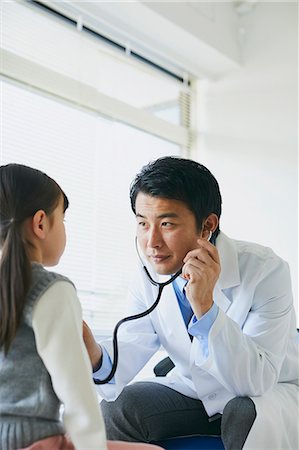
[0, 164, 163, 450]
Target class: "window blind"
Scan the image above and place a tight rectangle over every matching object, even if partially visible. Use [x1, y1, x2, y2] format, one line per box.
[1, 79, 180, 332]
[1, 0, 184, 332]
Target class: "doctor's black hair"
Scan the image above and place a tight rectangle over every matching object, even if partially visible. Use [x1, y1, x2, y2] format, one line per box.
[130, 156, 222, 237]
[0, 163, 69, 355]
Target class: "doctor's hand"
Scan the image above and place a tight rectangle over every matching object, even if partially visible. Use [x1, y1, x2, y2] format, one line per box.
[83, 320, 103, 371]
[182, 238, 221, 318]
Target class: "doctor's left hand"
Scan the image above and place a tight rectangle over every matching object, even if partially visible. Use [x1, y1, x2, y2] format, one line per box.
[182, 238, 220, 318]
[83, 320, 103, 371]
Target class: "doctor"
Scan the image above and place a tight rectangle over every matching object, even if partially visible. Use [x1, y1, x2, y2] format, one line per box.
[84, 157, 298, 450]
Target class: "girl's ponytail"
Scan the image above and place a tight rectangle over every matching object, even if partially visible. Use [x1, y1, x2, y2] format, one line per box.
[0, 163, 68, 354]
[0, 221, 31, 354]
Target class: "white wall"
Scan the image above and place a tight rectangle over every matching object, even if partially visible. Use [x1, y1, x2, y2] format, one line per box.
[195, 2, 298, 319]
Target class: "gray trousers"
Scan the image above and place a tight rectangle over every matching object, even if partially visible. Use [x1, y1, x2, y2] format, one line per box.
[101, 382, 256, 450]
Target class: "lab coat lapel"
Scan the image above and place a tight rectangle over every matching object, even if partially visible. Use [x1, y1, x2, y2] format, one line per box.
[213, 285, 231, 312]
[213, 232, 241, 313]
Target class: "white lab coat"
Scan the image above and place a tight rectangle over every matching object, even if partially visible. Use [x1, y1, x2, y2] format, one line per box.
[98, 232, 299, 449]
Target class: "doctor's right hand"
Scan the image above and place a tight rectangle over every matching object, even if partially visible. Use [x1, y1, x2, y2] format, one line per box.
[83, 320, 103, 371]
[182, 238, 220, 318]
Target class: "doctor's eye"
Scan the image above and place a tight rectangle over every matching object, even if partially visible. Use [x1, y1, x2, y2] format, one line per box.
[138, 221, 147, 227]
[161, 221, 173, 227]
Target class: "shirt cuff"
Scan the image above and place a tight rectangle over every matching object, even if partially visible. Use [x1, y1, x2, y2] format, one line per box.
[188, 303, 219, 357]
[92, 345, 115, 384]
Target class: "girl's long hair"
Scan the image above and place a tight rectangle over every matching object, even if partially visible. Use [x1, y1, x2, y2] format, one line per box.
[0, 164, 68, 354]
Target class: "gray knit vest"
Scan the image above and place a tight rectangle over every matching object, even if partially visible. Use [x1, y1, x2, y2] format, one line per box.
[0, 263, 74, 450]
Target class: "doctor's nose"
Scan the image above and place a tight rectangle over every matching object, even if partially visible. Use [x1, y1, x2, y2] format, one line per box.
[147, 227, 163, 249]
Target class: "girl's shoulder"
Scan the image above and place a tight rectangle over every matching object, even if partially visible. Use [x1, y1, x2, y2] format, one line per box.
[23, 263, 75, 326]
[31, 262, 74, 287]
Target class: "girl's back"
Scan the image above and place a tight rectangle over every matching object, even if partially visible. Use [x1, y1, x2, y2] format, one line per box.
[0, 264, 68, 448]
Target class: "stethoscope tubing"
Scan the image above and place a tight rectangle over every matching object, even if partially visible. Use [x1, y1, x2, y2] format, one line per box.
[94, 264, 182, 384]
[94, 233, 214, 384]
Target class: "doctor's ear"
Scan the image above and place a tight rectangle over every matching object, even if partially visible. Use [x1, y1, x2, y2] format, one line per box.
[202, 214, 219, 240]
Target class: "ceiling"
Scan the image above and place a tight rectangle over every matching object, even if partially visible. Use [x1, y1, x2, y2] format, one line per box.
[46, 0, 245, 79]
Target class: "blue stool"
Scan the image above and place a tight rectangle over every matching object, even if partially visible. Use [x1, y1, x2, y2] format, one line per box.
[155, 435, 224, 449]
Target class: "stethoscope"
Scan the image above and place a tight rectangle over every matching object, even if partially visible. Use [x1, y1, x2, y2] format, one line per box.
[94, 231, 212, 384]
[94, 239, 182, 384]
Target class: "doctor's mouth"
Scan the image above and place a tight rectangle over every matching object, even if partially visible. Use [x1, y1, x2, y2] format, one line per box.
[149, 254, 171, 264]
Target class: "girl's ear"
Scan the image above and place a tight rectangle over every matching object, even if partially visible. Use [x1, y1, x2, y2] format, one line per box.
[32, 210, 48, 240]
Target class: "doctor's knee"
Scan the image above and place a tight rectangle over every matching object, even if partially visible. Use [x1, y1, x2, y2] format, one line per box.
[101, 385, 148, 441]
[221, 397, 257, 450]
